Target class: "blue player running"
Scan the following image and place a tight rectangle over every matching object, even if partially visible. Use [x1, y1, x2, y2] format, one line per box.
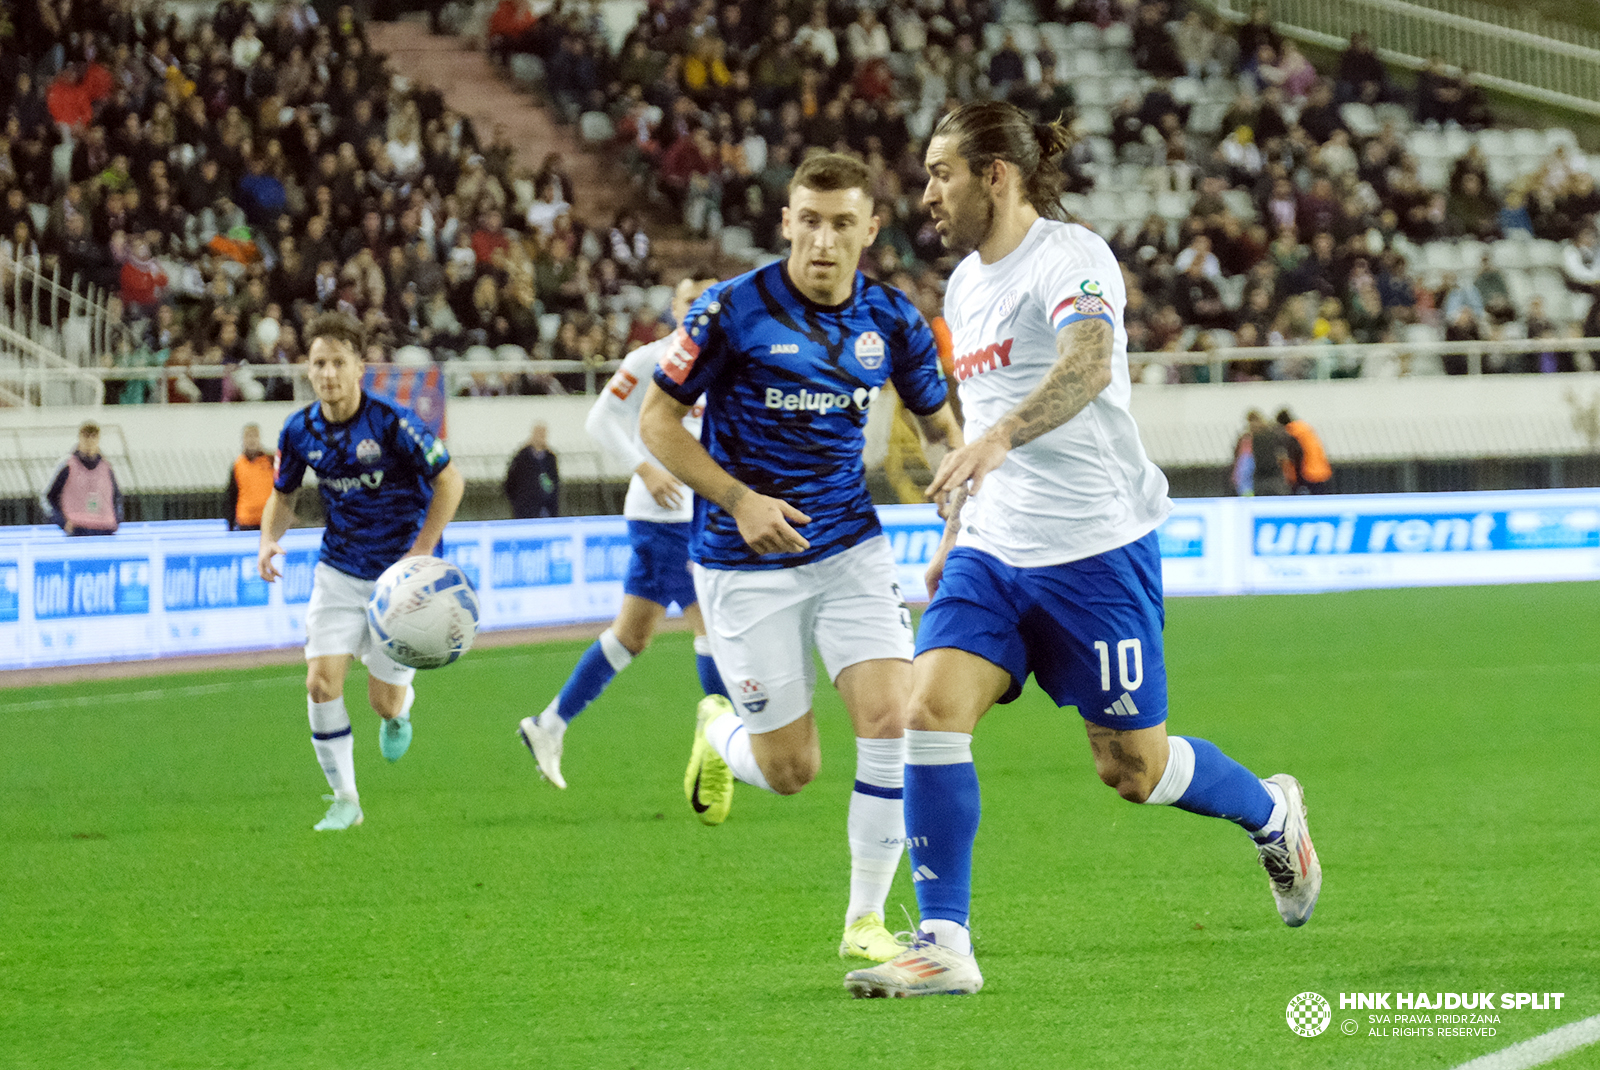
[258, 312, 465, 831]
[640, 153, 964, 963]
[845, 103, 1322, 998]
[515, 271, 728, 788]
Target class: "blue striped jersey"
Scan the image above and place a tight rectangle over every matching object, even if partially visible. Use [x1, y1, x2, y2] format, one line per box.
[275, 393, 451, 580]
[652, 261, 947, 571]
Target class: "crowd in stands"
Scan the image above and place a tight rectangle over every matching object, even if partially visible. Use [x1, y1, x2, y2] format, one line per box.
[6, 0, 1600, 406]
[1, 0, 677, 403]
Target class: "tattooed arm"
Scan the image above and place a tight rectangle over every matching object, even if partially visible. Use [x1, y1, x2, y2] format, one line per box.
[925, 318, 1114, 501]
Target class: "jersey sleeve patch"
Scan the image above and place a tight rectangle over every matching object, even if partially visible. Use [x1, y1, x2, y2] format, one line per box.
[1051, 291, 1113, 332]
[608, 369, 639, 400]
[657, 326, 701, 386]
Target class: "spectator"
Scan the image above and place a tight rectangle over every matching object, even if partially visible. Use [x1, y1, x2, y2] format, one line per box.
[44, 422, 122, 535]
[1335, 30, 1396, 105]
[505, 421, 560, 518]
[1474, 253, 1515, 325]
[119, 238, 169, 320]
[1276, 408, 1334, 493]
[225, 423, 275, 531]
[1447, 173, 1499, 241]
[1132, 2, 1185, 79]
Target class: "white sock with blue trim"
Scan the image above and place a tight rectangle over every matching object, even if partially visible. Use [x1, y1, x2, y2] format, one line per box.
[308, 695, 356, 800]
[846, 736, 906, 925]
[705, 707, 773, 792]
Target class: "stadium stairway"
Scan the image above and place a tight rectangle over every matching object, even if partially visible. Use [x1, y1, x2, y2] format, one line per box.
[368, 19, 734, 282]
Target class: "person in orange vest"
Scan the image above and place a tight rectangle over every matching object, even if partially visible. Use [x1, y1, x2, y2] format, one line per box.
[43, 421, 121, 535]
[1276, 408, 1334, 494]
[225, 423, 276, 531]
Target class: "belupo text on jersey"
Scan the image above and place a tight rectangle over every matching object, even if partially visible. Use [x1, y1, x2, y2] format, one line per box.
[764, 385, 881, 413]
[649, 260, 947, 571]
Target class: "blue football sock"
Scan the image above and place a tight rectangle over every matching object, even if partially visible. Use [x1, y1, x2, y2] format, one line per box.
[904, 730, 980, 929]
[692, 635, 727, 698]
[555, 629, 633, 722]
[1172, 736, 1275, 831]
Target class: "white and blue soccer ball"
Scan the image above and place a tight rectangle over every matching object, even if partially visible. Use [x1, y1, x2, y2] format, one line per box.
[367, 556, 480, 670]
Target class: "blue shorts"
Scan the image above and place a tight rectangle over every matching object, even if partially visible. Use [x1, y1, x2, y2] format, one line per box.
[915, 531, 1168, 730]
[624, 521, 698, 610]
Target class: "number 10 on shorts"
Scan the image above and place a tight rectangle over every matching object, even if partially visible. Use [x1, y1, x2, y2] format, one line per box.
[1093, 639, 1143, 692]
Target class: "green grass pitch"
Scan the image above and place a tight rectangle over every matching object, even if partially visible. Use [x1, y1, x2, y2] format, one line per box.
[2, 583, 1597, 1070]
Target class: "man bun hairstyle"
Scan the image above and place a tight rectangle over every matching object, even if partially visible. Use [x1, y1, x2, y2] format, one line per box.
[933, 101, 1074, 221]
[306, 310, 367, 358]
[789, 150, 874, 199]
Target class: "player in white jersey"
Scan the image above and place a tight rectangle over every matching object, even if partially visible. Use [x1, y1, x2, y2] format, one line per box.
[516, 273, 727, 788]
[846, 102, 1322, 999]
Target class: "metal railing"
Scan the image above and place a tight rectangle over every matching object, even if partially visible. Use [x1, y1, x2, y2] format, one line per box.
[1203, 0, 1600, 117]
[16, 357, 623, 404]
[1134, 335, 1600, 381]
[0, 319, 105, 407]
[1, 251, 138, 381]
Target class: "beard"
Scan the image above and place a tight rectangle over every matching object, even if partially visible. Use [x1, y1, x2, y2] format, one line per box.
[941, 187, 996, 256]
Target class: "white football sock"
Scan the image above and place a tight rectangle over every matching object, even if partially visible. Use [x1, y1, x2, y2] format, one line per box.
[394, 684, 415, 722]
[1251, 779, 1288, 842]
[536, 695, 567, 741]
[307, 696, 356, 799]
[846, 736, 906, 925]
[921, 918, 972, 957]
[705, 709, 773, 792]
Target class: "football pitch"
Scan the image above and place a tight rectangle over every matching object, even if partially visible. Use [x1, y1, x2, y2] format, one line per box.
[2, 583, 1597, 1070]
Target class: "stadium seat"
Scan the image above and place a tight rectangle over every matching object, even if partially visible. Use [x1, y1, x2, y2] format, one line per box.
[495, 344, 530, 363]
[1490, 239, 1532, 270]
[1409, 128, 1446, 160]
[1504, 269, 1534, 309]
[393, 345, 432, 366]
[1570, 292, 1593, 324]
[1374, 102, 1412, 130]
[1219, 188, 1255, 220]
[1415, 158, 1450, 192]
[1103, 21, 1132, 47]
[1509, 128, 1545, 160]
[1526, 240, 1565, 269]
[1339, 103, 1380, 138]
[1442, 126, 1474, 159]
[1170, 77, 1202, 104]
[579, 111, 615, 144]
[1122, 189, 1154, 221]
[1038, 23, 1071, 54]
[1187, 101, 1229, 135]
[1476, 129, 1514, 159]
[1216, 275, 1247, 310]
[1457, 240, 1489, 271]
[1077, 106, 1112, 135]
[1156, 189, 1194, 220]
[1073, 79, 1111, 107]
[1086, 189, 1124, 221]
[643, 285, 674, 316]
[1083, 135, 1115, 165]
[1062, 192, 1090, 218]
[1067, 22, 1102, 47]
[719, 226, 754, 255]
[509, 53, 545, 87]
[463, 345, 497, 364]
[1544, 127, 1579, 152]
[1070, 49, 1105, 77]
[1420, 243, 1457, 274]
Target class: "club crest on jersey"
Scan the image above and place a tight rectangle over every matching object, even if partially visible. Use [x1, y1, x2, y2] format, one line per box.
[996, 290, 1020, 319]
[356, 438, 382, 464]
[660, 327, 701, 385]
[1074, 293, 1106, 317]
[854, 331, 886, 370]
[737, 678, 768, 713]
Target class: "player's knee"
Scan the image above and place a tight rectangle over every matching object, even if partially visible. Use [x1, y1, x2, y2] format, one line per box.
[306, 669, 341, 704]
[612, 625, 652, 656]
[761, 752, 820, 795]
[1095, 759, 1159, 804]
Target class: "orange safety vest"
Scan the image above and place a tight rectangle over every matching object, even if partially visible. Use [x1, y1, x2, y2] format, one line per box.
[232, 453, 276, 527]
[1286, 421, 1332, 484]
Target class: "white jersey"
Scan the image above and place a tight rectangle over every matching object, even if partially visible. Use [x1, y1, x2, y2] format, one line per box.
[587, 336, 703, 523]
[944, 218, 1170, 567]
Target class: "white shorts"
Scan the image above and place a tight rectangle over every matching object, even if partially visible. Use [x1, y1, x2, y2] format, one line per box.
[304, 562, 416, 687]
[693, 535, 912, 734]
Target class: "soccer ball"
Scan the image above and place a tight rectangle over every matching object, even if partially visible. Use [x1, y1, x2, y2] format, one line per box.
[366, 556, 480, 670]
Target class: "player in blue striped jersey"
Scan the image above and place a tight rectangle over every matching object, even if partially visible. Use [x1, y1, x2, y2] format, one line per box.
[258, 312, 465, 831]
[641, 153, 963, 964]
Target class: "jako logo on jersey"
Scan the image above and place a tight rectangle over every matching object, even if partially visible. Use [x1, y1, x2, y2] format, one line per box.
[996, 290, 1020, 319]
[737, 678, 768, 713]
[854, 331, 885, 370]
[356, 438, 382, 464]
[769, 343, 799, 354]
[659, 327, 700, 385]
[321, 471, 385, 493]
[953, 338, 1014, 382]
[765, 386, 880, 413]
[608, 369, 638, 400]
